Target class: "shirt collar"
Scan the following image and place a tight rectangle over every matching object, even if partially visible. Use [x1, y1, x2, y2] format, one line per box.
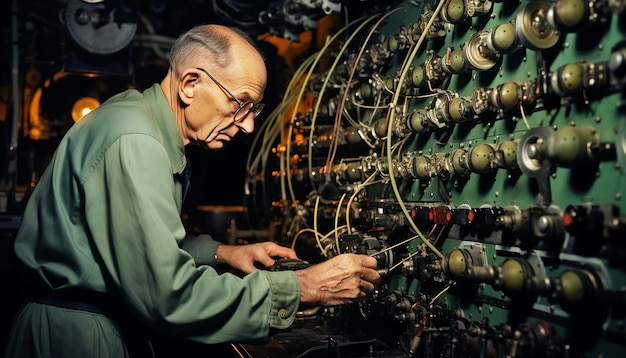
[143, 83, 187, 174]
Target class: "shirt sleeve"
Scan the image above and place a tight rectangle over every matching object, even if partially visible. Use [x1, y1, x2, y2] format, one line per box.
[181, 234, 222, 266]
[82, 134, 301, 344]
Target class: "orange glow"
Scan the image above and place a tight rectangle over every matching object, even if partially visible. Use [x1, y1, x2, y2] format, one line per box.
[71, 97, 100, 122]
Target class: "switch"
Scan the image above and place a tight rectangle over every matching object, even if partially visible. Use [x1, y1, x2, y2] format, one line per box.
[550, 63, 584, 96]
[497, 140, 519, 170]
[442, 0, 467, 23]
[469, 144, 496, 174]
[487, 22, 519, 54]
[501, 258, 534, 294]
[491, 82, 521, 110]
[443, 246, 484, 278]
[549, 126, 599, 166]
[515, 1, 561, 50]
[547, 0, 590, 32]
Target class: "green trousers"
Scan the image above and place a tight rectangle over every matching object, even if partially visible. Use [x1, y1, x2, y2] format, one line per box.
[4, 302, 134, 358]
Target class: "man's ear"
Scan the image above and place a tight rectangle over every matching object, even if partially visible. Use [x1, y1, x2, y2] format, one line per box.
[179, 69, 200, 106]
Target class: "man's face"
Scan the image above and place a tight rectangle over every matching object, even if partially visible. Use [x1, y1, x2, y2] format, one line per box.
[184, 57, 267, 150]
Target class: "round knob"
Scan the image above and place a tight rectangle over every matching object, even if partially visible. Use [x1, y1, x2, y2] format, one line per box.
[551, 126, 599, 166]
[447, 97, 470, 123]
[447, 249, 468, 277]
[493, 82, 520, 109]
[373, 118, 387, 139]
[488, 23, 518, 53]
[386, 35, 401, 53]
[412, 156, 431, 179]
[451, 149, 470, 175]
[547, 0, 589, 32]
[408, 109, 429, 133]
[560, 270, 585, 305]
[444, 48, 467, 73]
[498, 141, 519, 169]
[444, 0, 467, 23]
[550, 63, 584, 96]
[411, 65, 426, 88]
[469, 144, 495, 174]
[502, 259, 526, 293]
[359, 83, 374, 101]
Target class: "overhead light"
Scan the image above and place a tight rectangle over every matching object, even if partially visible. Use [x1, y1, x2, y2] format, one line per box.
[71, 96, 100, 122]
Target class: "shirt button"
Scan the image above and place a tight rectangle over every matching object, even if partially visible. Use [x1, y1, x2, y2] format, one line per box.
[278, 308, 289, 319]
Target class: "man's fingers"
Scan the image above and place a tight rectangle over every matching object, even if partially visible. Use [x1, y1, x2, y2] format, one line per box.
[359, 280, 376, 295]
[256, 256, 276, 268]
[360, 267, 382, 286]
[268, 245, 298, 259]
[359, 255, 379, 269]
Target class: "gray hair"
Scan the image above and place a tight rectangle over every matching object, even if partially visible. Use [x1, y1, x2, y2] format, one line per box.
[169, 24, 263, 76]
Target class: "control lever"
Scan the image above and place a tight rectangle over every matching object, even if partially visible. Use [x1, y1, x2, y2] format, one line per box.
[263, 258, 312, 271]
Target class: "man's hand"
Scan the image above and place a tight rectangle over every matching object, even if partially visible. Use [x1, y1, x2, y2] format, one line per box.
[215, 242, 298, 274]
[294, 254, 380, 307]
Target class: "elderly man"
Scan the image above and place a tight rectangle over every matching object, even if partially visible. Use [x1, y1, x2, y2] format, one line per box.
[5, 24, 380, 357]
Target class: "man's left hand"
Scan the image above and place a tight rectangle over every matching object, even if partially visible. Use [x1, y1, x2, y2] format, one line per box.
[215, 242, 299, 274]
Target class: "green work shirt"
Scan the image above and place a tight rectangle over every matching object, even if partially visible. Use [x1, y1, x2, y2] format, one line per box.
[13, 83, 300, 344]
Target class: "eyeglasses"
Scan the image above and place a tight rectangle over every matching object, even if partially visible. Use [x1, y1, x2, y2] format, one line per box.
[196, 67, 265, 123]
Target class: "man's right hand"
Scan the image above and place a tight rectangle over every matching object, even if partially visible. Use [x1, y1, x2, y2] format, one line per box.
[294, 254, 381, 307]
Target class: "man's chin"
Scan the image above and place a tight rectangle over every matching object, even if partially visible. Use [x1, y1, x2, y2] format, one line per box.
[207, 140, 227, 150]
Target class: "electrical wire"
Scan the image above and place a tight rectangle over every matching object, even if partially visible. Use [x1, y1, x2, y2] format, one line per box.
[388, 250, 419, 273]
[312, 195, 326, 256]
[306, 13, 385, 185]
[370, 234, 418, 258]
[324, 7, 406, 181]
[384, 0, 447, 260]
[246, 53, 317, 190]
[284, 15, 373, 207]
[519, 102, 531, 130]
[429, 284, 451, 306]
[334, 192, 347, 254]
[345, 173, 377, 235]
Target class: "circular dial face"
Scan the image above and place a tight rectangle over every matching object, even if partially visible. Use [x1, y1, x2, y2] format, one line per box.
[65, 0, 137, 54]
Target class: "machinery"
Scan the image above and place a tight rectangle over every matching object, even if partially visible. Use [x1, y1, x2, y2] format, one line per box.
[2, 0, 626, 356]
[242, 0, 626, 356]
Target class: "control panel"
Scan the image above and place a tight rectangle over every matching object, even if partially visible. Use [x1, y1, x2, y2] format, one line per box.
[246, 0, 626, 356]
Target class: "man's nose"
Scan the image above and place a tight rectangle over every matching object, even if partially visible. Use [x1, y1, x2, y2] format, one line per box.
[236, 115, 255, 134]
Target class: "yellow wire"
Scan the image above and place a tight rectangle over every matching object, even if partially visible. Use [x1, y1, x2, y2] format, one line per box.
[291, 228, 326, 254]
[389, 251, 419, 272]
[312, 195, 329, 256]
[324, 7, 405, 180]
[370, 234, 419, 257]
[430, 284, 451, 306]
[519, 103, 531, 130]
[345, 173, 377, 234]
[385, 0, 446, 260]
[284, 16, 371, 208]
[246, 53, 318, 203]
[335, 192, 347, 254]
[308, 13, 385, 184]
